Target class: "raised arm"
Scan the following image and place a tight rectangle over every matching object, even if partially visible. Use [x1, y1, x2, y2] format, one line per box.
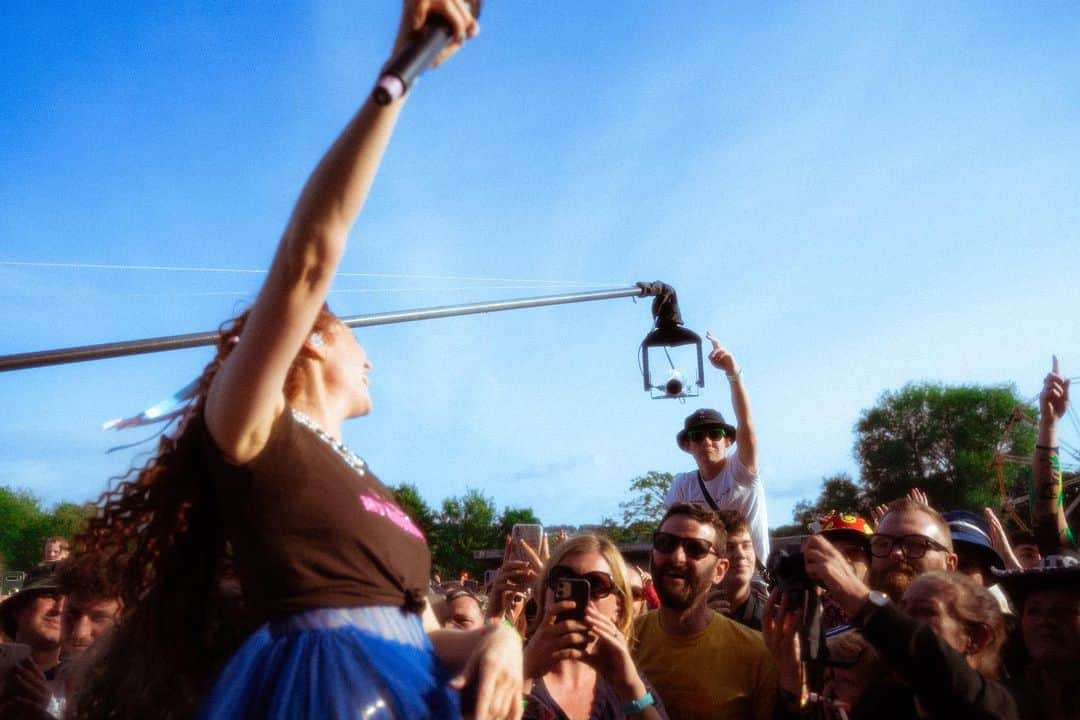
[705, 331, 758, 474]
[205, 0, 477, 462]
[1032, 356, 1073, 555]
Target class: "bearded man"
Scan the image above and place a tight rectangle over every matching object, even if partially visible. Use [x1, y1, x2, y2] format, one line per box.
[631, 502, 777, 720]
[868, 498, 957, 601]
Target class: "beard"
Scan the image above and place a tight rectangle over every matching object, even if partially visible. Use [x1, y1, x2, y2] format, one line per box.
[869, 559, 917, 602]
[654, 562, 712, 611]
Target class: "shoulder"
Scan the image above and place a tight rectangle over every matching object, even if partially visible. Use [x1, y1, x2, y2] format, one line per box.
[708, 613, 769, 652]
[665, 472, 695, 499]
[724, 453, 760, 484]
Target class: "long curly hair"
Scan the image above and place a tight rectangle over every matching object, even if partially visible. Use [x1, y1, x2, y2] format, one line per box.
[68, 305, 339, 719]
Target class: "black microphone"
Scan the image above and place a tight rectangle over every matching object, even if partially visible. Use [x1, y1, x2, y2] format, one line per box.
[373, 15, 454, 105]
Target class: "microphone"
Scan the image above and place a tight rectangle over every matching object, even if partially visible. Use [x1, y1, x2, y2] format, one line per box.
[373, 15, 454, 105]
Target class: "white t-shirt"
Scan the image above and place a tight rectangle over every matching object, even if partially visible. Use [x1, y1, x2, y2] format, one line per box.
[664, 453, 770, 565]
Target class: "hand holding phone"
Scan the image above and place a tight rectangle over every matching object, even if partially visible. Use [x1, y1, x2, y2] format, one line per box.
[553, 577, 590, 623]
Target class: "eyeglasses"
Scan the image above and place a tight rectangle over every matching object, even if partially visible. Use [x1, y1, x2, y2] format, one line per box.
[869, 533, 950, 559]
[546, 565, 617, 600]
[685, 427, 727, 443]
[652, 531, 718, 560]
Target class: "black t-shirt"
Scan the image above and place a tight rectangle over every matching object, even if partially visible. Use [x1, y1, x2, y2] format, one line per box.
[199, 408, 431, 621]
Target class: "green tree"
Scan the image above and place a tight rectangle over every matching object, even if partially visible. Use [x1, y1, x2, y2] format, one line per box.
[618, 471, 673, 527]
[430, 489, 502, 579]
[855, 383, 1036, 511]
[0, 487, 93, 570]
[790, 473, 865, 530]
[497, 507, 542, 540]
[390, 483, 436, 538]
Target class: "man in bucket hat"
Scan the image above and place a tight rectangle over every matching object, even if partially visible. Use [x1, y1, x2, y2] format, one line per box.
[664, 336, 768, 565]
[0, 561, 64, 704]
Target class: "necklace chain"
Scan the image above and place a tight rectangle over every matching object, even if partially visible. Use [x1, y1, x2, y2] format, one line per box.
[290, 408, 367, 477]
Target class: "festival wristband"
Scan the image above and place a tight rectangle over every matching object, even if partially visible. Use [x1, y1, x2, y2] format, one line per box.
[622, 692, 655, 715]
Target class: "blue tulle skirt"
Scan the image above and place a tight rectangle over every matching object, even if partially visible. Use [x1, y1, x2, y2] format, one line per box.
[198, 606, 461, 720]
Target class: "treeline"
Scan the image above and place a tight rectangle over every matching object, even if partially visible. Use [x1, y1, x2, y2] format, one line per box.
[0, 487, 93, 570]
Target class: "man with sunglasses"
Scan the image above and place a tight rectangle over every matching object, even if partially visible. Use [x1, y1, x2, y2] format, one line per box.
[867, 498, 957, 602]
[663, 337, 769, 568]
[632, 503, 778, 720]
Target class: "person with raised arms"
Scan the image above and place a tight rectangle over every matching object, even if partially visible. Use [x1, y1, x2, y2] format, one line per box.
[68, 3, 524, 718]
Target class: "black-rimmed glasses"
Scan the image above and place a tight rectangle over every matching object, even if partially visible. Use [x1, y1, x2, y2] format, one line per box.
[652, 531, 718, 560]
[869, 533, 949, 559]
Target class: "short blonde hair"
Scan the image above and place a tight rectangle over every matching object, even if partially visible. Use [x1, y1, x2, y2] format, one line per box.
[530, 534, 636, 641]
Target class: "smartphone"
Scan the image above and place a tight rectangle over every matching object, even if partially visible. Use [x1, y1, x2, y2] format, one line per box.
[0, 643, 30, 675]
[553, 577, 590, 623]
[511, 523, 544, 562]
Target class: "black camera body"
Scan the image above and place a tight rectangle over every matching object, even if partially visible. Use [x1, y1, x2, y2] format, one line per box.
[767, 546, 815, 600]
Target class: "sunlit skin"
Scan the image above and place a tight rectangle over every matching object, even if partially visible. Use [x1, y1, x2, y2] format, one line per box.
[826, 536, 870, 583]
[721, 529, 755, 608]
[445, 595, 484, 631]
[869, 511, 957, 601]
[322, 321, 372, 419]
[685, 431, 732, 478]
[652, 515, 728, 633]
[43, 541, 69, 564]
[14, 593, 64, 669]
[628, 572, 646, 618]
[1021, 588, 1080, 664]
[62, 595, 123, 658]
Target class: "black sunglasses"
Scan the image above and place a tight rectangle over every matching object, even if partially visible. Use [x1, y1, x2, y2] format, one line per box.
[685, 427, 727, 443]
[546, 565, 617, 600]
[869, 533, 949, 559]
[652, 531, 717, 560]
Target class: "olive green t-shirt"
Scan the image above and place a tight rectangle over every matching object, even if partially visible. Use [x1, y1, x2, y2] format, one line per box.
[632, 611, 777, 720]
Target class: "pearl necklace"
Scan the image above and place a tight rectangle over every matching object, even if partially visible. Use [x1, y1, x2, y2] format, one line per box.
[290, 408, 367, 477]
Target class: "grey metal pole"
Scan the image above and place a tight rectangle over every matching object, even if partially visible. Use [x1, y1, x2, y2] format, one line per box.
[0, 285, 654, 373]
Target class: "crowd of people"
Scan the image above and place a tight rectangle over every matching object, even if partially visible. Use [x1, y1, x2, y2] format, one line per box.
[1, 1, 1078, 718]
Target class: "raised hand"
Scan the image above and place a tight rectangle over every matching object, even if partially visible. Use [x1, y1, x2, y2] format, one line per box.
[449, 622, 523, 720]
[907, 487, 930, 508]
[762, 589, 806, 699]
[983, 507, 1023, 570]
[394, 0, 480, 66]
[705, 331, 739, 375]
[522, 601, 590, 679]
[582, 605, 654, 710]
[1041, 356, 1071, 422]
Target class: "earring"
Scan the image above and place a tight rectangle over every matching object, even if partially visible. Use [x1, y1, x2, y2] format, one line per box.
[309, 332, 325, 349]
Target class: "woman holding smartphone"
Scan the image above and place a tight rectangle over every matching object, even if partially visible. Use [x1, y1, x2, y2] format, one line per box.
[522, 535, 667, 720]
[68, 2, 523, 719]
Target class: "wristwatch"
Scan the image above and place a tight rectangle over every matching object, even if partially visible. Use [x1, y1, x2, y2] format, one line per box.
[853, 590, 889, 627]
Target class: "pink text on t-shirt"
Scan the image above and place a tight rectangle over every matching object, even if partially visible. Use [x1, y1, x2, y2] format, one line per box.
[359, 494, 425, 540]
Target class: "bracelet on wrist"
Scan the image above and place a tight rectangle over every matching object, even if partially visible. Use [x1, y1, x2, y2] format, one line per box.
[726, 368, 742, 382]
[1036, 444, 1060, 452]
[622, 691, 655, 716]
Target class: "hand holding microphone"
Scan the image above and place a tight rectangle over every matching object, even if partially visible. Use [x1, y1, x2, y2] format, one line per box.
[375, 0, 481, 105]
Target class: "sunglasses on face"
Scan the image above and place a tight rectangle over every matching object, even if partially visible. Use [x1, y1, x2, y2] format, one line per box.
[652, 531, 718, 560]
[869, 533, 949, 559]
[546, 565, 617, 600]
[685, 428, 727, 443]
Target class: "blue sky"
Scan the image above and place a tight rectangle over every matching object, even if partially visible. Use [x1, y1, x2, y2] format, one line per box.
[2, 2, 1079, 531]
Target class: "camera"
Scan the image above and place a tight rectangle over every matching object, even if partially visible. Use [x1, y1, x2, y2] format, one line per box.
[766, 546, 815, 602]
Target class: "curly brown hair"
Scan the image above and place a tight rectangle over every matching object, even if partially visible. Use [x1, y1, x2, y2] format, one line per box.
[68, 304, 339, 720]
